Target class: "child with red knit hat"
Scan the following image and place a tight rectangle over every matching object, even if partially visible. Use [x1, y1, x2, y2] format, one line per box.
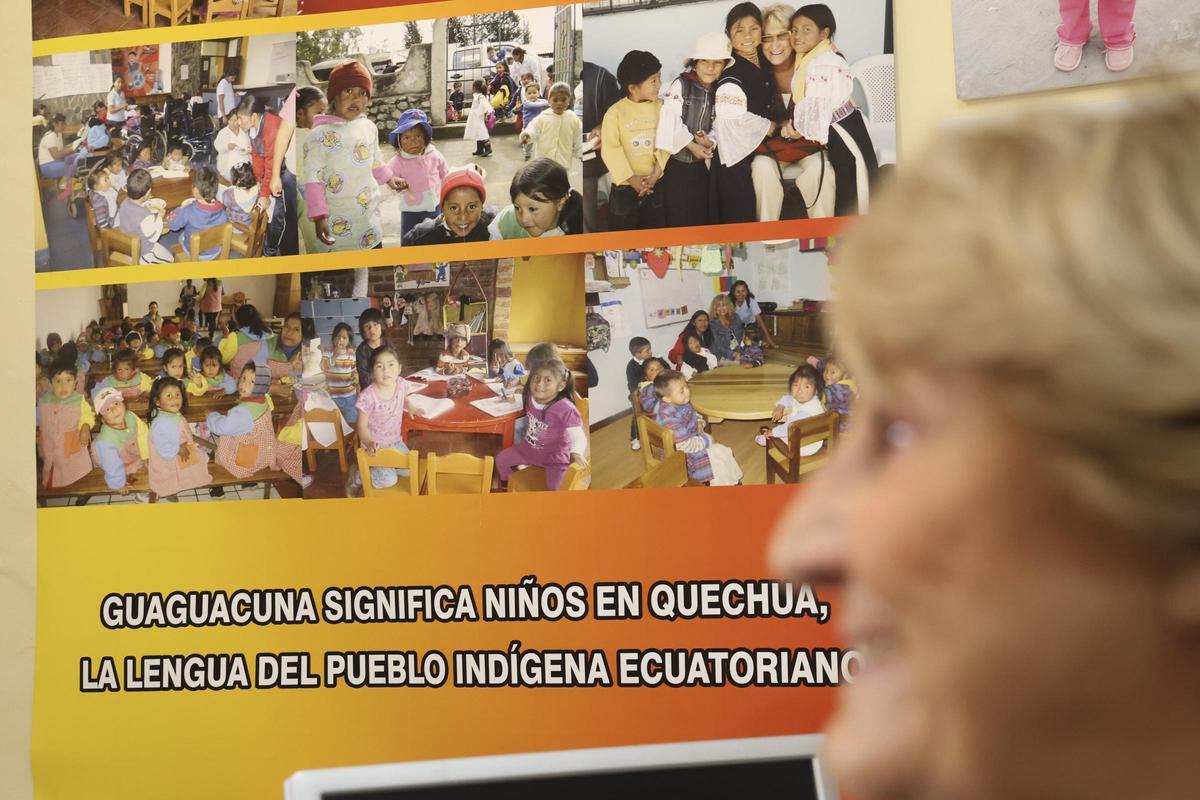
[402, 164, 498, 246]
[301, 59, 405, 252]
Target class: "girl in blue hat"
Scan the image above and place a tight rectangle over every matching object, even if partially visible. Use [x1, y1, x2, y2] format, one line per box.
[385, 110, 449, 240]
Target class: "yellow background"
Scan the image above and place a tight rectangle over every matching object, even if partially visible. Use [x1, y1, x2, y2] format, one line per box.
[3, 2, 1198, 798]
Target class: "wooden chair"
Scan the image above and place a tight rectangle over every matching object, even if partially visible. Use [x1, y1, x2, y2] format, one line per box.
[355, 447, 420, 497]
[765, 411, 840, 484]
[304, 406, 352, 474]
[123, 0, 148, 24]
[99, 226, 141, 266]
[507, 462, 587, 493]
[230, 206, 267, 258]
[625, 451, 690, 489]
[636, 414, 677, 471]
[202, 0, 249, 23]
[424, 453, 494, 495]
[245, 0, 286, 17]
[83, 199, 105, 269]
[147, 0, 191, 27]
[172, 223, 233, 262]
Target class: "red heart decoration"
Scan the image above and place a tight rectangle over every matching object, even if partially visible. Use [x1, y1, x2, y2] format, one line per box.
[644, 249, 671, 278]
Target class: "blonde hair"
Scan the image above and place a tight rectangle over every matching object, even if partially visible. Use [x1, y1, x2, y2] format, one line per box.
[832, 91, 1200, 546]
[762, 3, 795, 33]
[709, 293, 734, 321]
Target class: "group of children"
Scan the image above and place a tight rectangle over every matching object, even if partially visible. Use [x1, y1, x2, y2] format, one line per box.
[296, 61, 582, 252]
[36, 302, 305, 502]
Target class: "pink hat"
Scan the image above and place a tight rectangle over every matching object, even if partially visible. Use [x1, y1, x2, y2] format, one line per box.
[94, 387, 124, 416]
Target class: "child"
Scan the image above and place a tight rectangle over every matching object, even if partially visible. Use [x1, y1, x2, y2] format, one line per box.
[222, 162, 273, 226]
[189, 345, 237, 397]
[402, 165, 497, 246]
[355, 307, 386, 390]
[464, 78, 493, 158]
[295, 86, 329, 254]
[625, 336, 653, 450]
[436, 323, 473, 374]
[518, 83, 550, 160]
[35, 358, 49, 406]
[116, 168, 173, 264]
[487, 338, 526, 388]
[658, 32, 730, 227]
[1055, 0, 1137, 72]
[601, 51, 670, 230]
[807, 354, 856, 432]
[680, 332, 718, 380]
[350, 345, 418, 494]
[38, 333, 62, 367]
[653, 369, 742, 485]
[162, 141, 188, 172]
[521, 82, 583, 172]
[448, 81, 465, 122]
[385, 110, 449, 239]
[735, 326, 765, 367]
[90, 387, 150, 498]
[131, 143, 156, 171]
[37, 359, 95, 489]
[488, 158, 583, 239]
[159, 346, 188, 381]
[146, 376, 212, 501]
[637, 357, 670, 417]
[495, 358, 587, 491]
[87, 168, 119, 228]
[201, 363, 277, 479]
[167, 166, 229, 261]
[213, 113, 251, 180]
[302, 60, 404, 252]
[94, 348, 154, 401]
[321, 322, 358, 424]
[126, 330, 153, 361]
[755, 364, 826, 453]
[106, 153, 128, 193]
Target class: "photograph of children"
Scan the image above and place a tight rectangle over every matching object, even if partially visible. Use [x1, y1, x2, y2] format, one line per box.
[33, 0, 298, 41]
[586, 241, 854, 489]
[294, 8, 583, 253]
[952, 0, 1200, 99]
[33, 35, 299, 271]
[34, 273, 307, 505]
[583, 0, 895, 231]
[301, 258, 591, 498]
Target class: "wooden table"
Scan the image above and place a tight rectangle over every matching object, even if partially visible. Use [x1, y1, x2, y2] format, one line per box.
[403, 376, 523, 448]
[116, 174, 194, 217]
[124, 391, 296, 423]
[688, 357, 807, 424]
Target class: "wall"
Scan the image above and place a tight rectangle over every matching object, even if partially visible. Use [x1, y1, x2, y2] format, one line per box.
[585, 0, 888, 87]
[170, 40, 202, 98]
[508, 256, 585, 346]
[35, 285, 102, 347]
[125, 275, 282, 321]
[245, 34, 296, 85]
[727, 243, 832, 305]
[31, 49, 112, 122]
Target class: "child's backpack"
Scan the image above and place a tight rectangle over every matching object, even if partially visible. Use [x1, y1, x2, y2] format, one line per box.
[585, 311, 611, 353]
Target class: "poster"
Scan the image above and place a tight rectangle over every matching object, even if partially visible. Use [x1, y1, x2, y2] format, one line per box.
[111, 45, 160, 97]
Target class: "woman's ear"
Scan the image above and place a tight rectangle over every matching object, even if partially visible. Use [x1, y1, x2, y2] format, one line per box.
[1164, 557, 1200, 630]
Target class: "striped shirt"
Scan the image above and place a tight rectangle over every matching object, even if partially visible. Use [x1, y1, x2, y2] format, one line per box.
[323, 349, 358, 397]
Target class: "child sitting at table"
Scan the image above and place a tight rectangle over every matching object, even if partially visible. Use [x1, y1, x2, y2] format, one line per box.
[637, 357, 670, 417]
[199, 363, 277, 480]
[87, 168, 119, 228]
[679, 332, 718, 380]
[106, 153, 128, 192]
[126, 330, 153, 361]
[131, 143, 156, 171]
[487, 338, 526, 388]
[94, 348, 154, 401]
[384, 109, 449, 239]
[436, 323, 473, 374]
[38, 332, 62, 367]
[755, 364, 827, 452]
[159, 347, 188, 382]
[147, 376, 212, 502]
[495, 358, 587, 491]
[349, 345, 419, 495]
[167, 166, 229, 261]
[735, 326, 765, 368]
[116, 168, 173, 264]
[34, 358, 49, 406]
[222, 161, 272, 226]
[162, 140, 188, 172]
[402, 165, 498, 246]
[37, 357, 95, 489]
[807, 354, 856, 433]
[189, 345, 237, 397]
[653, 369, 742, 485]
[90, 387, 149, 499]
[322, 322, 358, 424]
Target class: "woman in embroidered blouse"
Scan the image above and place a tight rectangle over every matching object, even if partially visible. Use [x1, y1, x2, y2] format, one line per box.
[711, 2, 782, 224]
[781, 4, 878, 217]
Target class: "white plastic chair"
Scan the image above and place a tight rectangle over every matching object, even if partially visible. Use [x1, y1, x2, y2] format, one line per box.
[850, 54, 897, 167]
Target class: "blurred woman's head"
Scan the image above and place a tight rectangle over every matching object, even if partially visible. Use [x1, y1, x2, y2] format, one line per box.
[771, 92, 1200, 800]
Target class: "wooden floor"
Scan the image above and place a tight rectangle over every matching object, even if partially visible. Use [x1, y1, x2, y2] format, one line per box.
[590, 412, 771, 490]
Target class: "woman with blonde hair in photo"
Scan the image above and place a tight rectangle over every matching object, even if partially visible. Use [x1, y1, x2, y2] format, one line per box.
[771, 91, 1200, 800]
[707, 293, 743, 363]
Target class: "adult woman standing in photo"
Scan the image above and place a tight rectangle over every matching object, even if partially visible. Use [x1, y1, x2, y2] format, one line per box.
[105, 76, 129, 136]
[199, 278, 223, 338]
[730, 279, 776, 348]
[235, 93, 298, 257]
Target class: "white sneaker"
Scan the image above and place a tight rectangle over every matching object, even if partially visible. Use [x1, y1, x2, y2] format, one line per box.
[630, 438, 641, 451]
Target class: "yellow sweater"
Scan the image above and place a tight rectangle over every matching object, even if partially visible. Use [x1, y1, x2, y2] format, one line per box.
[600, 98, 670, 186]
[530, 110, 584, 172]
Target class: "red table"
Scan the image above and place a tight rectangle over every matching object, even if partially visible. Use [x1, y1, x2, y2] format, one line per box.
[403, 377, 523, 448]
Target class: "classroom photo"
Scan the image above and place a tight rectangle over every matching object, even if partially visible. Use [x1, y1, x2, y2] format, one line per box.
[35, 273, 307, 506]
[301, 258, 591, 498]
[294, 7, 583, 254]
[585, 240, 851, 489]
[582, 0, 895, 232]
[33, 34, 298, 271]
[33, 0, 298, 42]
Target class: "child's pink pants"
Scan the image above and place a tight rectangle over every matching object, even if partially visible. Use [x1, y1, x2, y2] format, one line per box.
[1058, 0, 1136, 48]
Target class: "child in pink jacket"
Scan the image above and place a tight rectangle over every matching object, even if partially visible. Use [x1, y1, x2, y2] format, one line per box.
[1055, 0, 1136, 73]
[385, 110, 450, 240]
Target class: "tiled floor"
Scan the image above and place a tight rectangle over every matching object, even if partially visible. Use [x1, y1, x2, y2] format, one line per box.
[33, 0, 298, 41]
[42, 483, 285, 506]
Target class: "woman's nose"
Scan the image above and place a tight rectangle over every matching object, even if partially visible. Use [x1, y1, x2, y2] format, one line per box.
[768, 461, 850, 588]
